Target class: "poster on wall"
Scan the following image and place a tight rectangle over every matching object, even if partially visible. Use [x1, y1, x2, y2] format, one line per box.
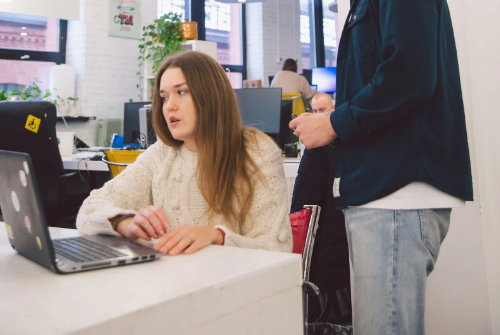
[108, 0, 141, 39]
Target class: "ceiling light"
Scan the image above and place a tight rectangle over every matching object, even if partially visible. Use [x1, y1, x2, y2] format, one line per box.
[20, 33, 27, 36]
[21, 27, 26, 29]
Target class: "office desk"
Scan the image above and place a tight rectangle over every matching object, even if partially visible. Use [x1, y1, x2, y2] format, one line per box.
[62, 152, 108, 172]
[63, 152, 302, 178]
[0, 223, 303, 335]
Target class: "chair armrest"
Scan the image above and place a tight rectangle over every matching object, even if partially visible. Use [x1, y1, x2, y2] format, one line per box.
[303, 280, 320, 296]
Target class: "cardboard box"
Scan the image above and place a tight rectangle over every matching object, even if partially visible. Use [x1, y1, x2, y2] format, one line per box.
[243, 79, 263, 89]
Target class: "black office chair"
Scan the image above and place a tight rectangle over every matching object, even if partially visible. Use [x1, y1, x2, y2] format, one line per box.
[0, 101, 90, 228]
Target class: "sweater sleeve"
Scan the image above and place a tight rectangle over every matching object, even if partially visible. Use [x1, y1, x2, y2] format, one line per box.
[76, 143, 165, 236]
[215, 135, 293, 252]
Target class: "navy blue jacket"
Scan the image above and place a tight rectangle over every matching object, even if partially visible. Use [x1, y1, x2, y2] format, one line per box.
[291, 146, 350, 293]
[331, 0, 473, 208]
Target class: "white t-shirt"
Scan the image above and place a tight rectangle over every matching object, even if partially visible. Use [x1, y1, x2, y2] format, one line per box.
[352, 182, 465, 209]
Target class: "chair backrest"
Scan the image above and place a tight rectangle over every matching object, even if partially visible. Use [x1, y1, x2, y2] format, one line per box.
[289, 205, 321, 281]
[282, 92, 306, 116]
[0, 101, 64, 223]
[103, 149, 144, 178]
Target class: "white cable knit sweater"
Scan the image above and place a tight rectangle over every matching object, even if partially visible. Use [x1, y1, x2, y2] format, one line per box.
[76, 134, 293, 252]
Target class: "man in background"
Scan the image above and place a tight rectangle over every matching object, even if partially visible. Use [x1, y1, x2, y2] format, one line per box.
[311, 93, 335, 114]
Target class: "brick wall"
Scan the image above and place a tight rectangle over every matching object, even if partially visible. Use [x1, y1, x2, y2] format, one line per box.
[58, 0, 157, 146]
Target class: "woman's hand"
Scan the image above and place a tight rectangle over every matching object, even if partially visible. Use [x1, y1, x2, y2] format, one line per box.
[114, 206, 169, 241]
[154, 225, 223, 256]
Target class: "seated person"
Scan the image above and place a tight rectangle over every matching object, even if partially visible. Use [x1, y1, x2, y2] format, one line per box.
[311, 93, 335, 114]
[271, 58, 317, 100]
[291, 102, 351, 324]
[77, 51, 292, 256]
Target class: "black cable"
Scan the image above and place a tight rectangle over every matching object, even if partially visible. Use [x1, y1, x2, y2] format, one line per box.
[77, 158, 91, 183]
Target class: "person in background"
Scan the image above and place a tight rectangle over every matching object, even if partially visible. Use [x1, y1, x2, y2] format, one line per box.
[311, 93, 335, 114]
[77, 51, 292, 256]
[271, 58, 317, 100]
[291, 94, 351, 325]
[290, 0, 473, 333]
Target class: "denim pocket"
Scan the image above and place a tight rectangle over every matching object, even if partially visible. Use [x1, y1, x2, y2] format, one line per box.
[418, 209, 451, 260]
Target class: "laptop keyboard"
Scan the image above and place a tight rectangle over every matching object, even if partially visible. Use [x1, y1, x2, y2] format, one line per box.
[53, 237, 127, 263]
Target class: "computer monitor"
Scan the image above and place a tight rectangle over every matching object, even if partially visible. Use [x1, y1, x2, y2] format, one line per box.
[310, 84, 318, 91]
[138, 106, 157, 148]
[268, 75, 274, 86]
[234, 88, 282, 134]
[301, 69, 312, 85]
[123, 102, 151, 144]
[312, 67, 337, 93]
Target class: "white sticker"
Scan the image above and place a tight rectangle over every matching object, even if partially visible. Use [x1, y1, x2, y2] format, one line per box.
[11, 191, 20, 212]
[23, 161, 29, 174]
[333, 178, 341, 198]
[19, 170, 27, 187]
[25, 216, 31, 234]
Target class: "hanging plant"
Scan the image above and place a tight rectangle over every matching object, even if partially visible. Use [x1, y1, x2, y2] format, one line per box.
[137, 13, 186, 101]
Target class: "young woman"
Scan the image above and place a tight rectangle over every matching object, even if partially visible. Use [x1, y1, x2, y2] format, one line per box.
[76, 51, 292, 256]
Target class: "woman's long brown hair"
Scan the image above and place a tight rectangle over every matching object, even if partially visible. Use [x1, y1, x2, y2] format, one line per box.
[152, 51, 264, 232]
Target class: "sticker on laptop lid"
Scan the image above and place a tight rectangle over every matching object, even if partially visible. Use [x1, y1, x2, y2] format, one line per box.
[25, 216, 31, 234]
[19, 170, 27, 187]
[11, 191, 20, 212]
[25, 115, 41, 134]
[36, 236, 42, 250]
[23, 161, 29, 174]
[5, 224, 14, 239]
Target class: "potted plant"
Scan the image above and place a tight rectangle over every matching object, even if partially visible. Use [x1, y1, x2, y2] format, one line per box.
[68, 97, 79, 117]
[0, 90, 8, 101]
[137, 13, 186, 100]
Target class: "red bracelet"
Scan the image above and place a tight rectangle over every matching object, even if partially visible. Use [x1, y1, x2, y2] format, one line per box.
[216, 228, 225, 245]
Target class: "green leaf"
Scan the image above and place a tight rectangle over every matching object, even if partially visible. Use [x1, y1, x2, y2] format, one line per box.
[146, 41, 153, 46]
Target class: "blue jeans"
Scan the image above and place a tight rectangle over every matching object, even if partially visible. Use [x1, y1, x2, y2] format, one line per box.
[343, 208, 451, 335]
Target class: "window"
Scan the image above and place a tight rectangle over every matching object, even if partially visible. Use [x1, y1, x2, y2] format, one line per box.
[157, 0, 246, 88]
[323, 2, 337, 67]
[300, 0, 316, 70]
[205, 1, 243, 67]
[0, 12, 67, 95]
[158, 0, 190, 21]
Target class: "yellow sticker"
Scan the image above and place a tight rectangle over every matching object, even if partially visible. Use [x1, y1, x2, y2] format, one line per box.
[25, 115, 41, 133]
[36, 236, 42, 250]
[5, 224, 14, 239]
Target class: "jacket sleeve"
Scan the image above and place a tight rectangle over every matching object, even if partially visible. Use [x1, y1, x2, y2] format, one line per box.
[76, 144, 162, 236]
[215, 137, 293, 252]
[331, 0, 438, 144]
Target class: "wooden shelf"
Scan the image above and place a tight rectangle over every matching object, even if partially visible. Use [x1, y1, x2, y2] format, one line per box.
[56, 116, 96, 121]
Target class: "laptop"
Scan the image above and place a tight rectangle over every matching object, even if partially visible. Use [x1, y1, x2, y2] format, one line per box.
[0, 150, 163, 274]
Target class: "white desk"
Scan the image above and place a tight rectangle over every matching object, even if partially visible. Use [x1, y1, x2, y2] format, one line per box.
[61, 152, 108, 172]
[0, 223, 303, 335]
[62, 152, 301, 178]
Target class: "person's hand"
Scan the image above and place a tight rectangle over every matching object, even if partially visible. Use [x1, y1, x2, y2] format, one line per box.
[289, 113, 337, 149]
[115, 206, 169, 241]
[154, 225, 223, 256]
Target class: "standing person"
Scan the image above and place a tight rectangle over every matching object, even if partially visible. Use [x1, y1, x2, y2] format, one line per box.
[77, 51, 292, 255]
[311, 93, 335, 114]
[271, 58, 317, 99]
[289, 0, 473, 334]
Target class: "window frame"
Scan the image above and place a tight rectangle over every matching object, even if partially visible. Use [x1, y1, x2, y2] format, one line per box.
[0, 18, 68, 64]
[191, 0, 247, 81]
